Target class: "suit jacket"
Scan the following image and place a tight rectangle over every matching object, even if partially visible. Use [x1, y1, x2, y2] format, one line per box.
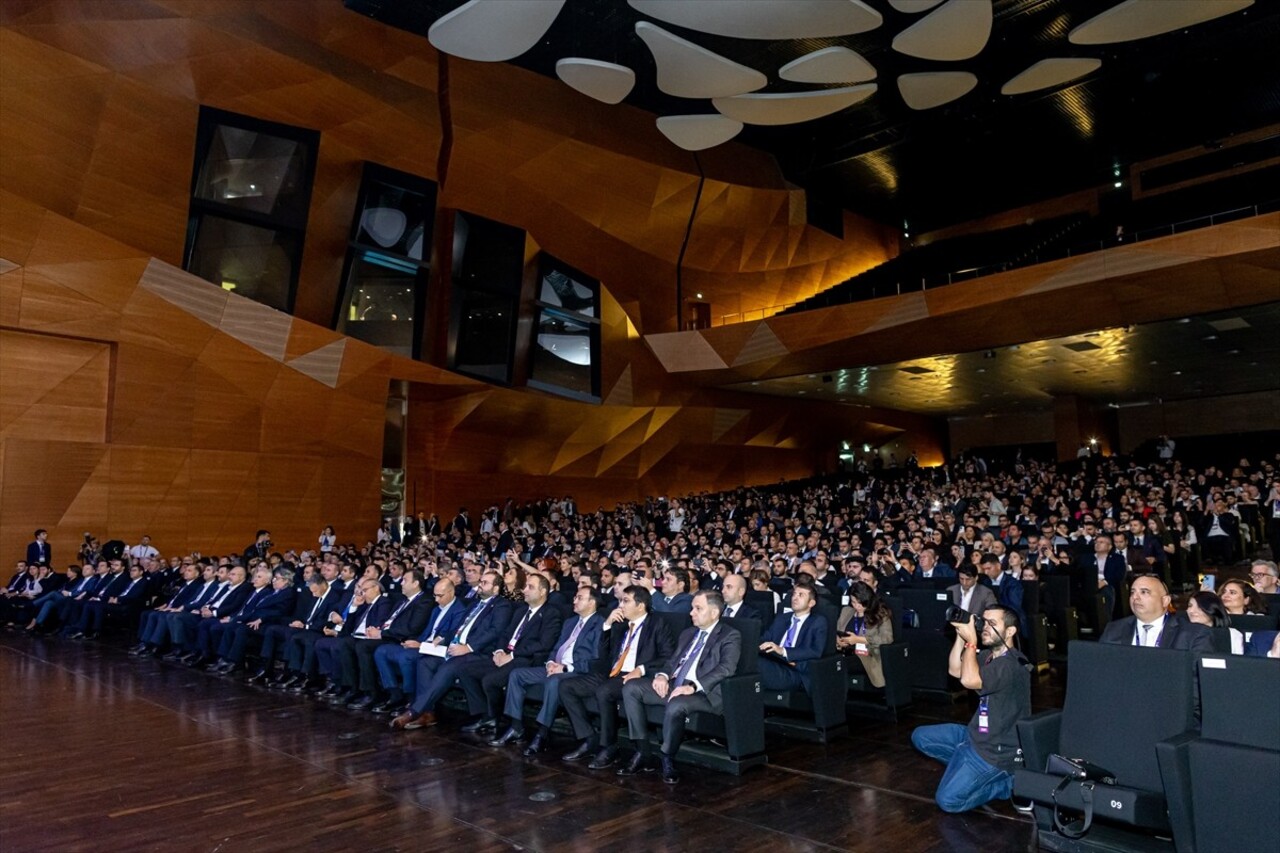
[982, 573, 1026, 623]
[548, 612, 603, 673]
[161, 579, 203, 611]
[186, 580, 223, 611]
[454, 595, 515, 654]
[1099, 615, 1213, 651]
[26, 541, 51, 566]
[237, 586, 296, 624]
[297, 587, 344, 631]
[1197, 512, 1240, 540]
[659, 621, 742, 712]
[652, 591, 693, 614]
[1128, 535, 1166, 567]
[342, 595, 395, 637]
[504, 603, 564, 660]
[761, 610, 828, 675]
[417, 600, 468, 644]
[1246, 630, 1278, 658]
[948, 582, 999, 616]
[112, 576, 150, 606]
[1077, 552, 1127, 590]
[91, 571, 131, 601]
[919, 565, 957, 581]
[380, 592, 432, 642]
[211, 583, 253, 618]
[721, 601, 763, 625]
[605, 613, 677, 677]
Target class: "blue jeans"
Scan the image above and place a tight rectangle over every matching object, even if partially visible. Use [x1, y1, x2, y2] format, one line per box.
[912, 723, 1013, 813]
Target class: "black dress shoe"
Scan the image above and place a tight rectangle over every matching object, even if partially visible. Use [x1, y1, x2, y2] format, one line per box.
[328, 690, 354, 705]
[487, 726, 523, 747]
[370, 696, 402, 713]
[161, 650, 184, 661]
[127, 644, 147, 655]
[563, 741, 596, 763]
[68, 631, 85, 640]
[317, 681, 340, 697]
[460, 717, 496, 734]
[660, 753, 680, 784]
[522, 732, 548, 756]
[204, 661, 225, 672]
[290, 678, 317, 694]
[345, 694, 374, 711]
[615, 751, 648, 777]
[245, 669, 268, 684]
[588, 747, 618, 770]
[83, 631, 99, 641]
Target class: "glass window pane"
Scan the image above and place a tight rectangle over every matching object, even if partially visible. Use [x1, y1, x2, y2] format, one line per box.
[452, 212, 525, 295]
[356, 180, 432, 260]
[539, 268, 596, 318]
[338, 253, 419, 357]
[195, 125, 310, 221]
[531, 309, 594, 397]
[454, 289, 515, 383]
[188, 214, 297, 311]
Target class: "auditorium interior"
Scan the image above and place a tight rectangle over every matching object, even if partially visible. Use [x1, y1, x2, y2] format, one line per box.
[1, 1, 1278, 851]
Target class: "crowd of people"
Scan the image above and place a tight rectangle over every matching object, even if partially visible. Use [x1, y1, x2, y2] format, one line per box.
[4, 448, 1278, 808]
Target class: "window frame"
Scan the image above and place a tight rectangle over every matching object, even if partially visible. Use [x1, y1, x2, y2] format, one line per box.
[526, 254, 602, 402]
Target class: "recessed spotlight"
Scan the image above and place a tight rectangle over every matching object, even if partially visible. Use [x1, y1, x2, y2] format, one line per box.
[1203, 335, 1217, 341]
[1171, 370, 1182, 375]
[976, 368, 985, 373]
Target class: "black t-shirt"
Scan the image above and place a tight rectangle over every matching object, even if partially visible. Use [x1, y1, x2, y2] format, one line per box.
[967, 649, 1031, 771]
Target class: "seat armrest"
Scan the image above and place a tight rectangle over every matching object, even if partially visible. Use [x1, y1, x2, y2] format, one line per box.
[1017, 709, 1063, 773]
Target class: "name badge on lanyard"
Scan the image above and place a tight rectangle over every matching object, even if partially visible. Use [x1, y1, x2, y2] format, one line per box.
[977, 696, 990, 733]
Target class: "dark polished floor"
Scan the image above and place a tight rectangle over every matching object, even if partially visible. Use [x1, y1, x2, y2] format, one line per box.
[0, 634, 1055, 852]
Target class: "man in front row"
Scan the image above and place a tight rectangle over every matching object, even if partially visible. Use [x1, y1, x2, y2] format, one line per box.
[1100, 575, 1212, 650]
[756, 585, 826, 692]
[620, 590, 741, 784]
[911, 606, 1030, 813]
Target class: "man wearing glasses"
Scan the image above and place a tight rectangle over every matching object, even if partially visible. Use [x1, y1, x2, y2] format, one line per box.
[1248, 560, 1278, 598]
[911, 605, 1031, 813]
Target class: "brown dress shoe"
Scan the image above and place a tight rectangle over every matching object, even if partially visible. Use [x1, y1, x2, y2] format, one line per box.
[390, 712, 417, 730]
[405, 712, 436, 730]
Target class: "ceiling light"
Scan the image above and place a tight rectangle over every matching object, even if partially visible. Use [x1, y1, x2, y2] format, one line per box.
[1114, 181, 1122, 188]
[695, 292, 703, 299]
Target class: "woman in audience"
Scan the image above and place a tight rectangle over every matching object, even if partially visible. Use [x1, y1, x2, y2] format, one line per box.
[502, 563, 526, 603]
[836, 581, 894, 688]
[1184, 591, 1243, 654]
[318, 525, 336, 554]
[1218, 579, 1269, 616]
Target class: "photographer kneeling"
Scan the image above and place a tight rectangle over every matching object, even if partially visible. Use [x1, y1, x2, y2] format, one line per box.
[911, 605, 1031, 813]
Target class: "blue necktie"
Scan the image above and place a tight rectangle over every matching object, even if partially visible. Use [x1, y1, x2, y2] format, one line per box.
[782, 617, 799, 648]
[673, 631, 708, 687]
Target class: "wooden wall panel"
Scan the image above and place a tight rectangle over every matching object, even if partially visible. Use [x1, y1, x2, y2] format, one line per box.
[0, 329, 109, 444]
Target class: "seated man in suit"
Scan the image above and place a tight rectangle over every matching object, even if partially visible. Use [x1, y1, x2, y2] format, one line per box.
[61, 559, 128, 634]
[918, 548, 957, 582]
[1198, 499, 1240, 566]
[978, 554, 1025, 629]
[452, 574, 564, 732]
[316, 578, 395, 703]
[757, 584, 827, 693]
[371, 578, 466, 712]
[1100, 575, 1212, 650]
[390, 570, 514, 731]
[188, 566, 272, 667]
[1076, 533, 1126, 627]
[719, 573, 762, 623]
[561, 585, 676, 769]
[253, 573, 341, 685]
[948, 565, 997, 617]
[338, 568, 432, 710]
[650, 569, 693, 614]
[619, 590, 742, 784]
[207, 568, 298, 674]
[490, 585, 603, 755]
[169, 565, 248, 662]
[26, 563, 96, 633]
[128, 562, 205, 655]
[68, 563, 149, 640]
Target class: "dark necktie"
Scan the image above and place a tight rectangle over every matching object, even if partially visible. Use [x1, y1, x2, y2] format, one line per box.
[673, 631, 708, 687]
[507, 610, 533, 652]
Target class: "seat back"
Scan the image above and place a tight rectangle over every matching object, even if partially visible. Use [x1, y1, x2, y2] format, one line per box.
[1228, 612, 1279, 635]
[814, 600, 839, 655]
[1198, 654, 1280, 750]
[898, 587, 952, 632]
[1021, 579, 1042, 615]
[720, 616, 760, 674]
[1042, 574, 1072, 613]
[652, 610, 692, 643]
[1058, 641, 1198, 791]
[744, 589, 778, 620]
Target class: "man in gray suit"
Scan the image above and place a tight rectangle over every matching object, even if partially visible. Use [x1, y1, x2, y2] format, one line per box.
[948, 565, 997, 617]
[620, 590, 741, 784]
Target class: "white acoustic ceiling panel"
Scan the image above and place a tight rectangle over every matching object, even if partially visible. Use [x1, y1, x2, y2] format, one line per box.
[428, 0, 566, 62]
[892, 0, 992, 61]
[629, 0, 882, 40]
[889, 0, 945, 12]
[636, 21, 768, 98]
[713, 84, 877, 126]
[656, 114, 744, 151]
[1002, 58, 1102, 96]
[897, 71, 978, 110]
[779, 46, 876, 84]
[556, 58, 636, 104]
[1069, 0, 1253, 45]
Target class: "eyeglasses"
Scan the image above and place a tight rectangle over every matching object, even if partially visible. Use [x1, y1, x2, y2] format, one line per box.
[1248, 572, 1275, 581]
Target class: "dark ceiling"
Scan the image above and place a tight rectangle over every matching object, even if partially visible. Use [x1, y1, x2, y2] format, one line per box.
[346, 0, 1280, 232]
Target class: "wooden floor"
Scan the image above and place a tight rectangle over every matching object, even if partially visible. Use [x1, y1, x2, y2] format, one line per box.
[0, 633, 1052, 852]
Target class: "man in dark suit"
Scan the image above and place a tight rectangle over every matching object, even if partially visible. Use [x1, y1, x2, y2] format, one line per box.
[316, 578, 395, 704]
[651, 568, 693, 614]
[242, 530, 272, 566]
[129, 562, 205, 655]
[561, 584, 676, 769]
[620, 590, 742, 783]
[1100, 576, 1212, 651]
[948, 566, 998, 617]
[1198, 500, 1240, 565]
[490, 586, 603, 754]
[253, 573, 342, 686]
[287, 571, 363, 692]
[452, 574, 564, 731]
[1126, 519, 1165, 574]
[339, 569, 433, 710]
[918, 548, 957, 582]
[193, 566, 279, 667]
[68, 563, 149, 639]
[175, 565, 253, 665]
[26, 529, 51, 567]
[1076, 534, 1126, 623]
[390, 570, 514, 730]
[62, 559, 129, 635]
[208, 568, 299, 673]
[28, 563, 97, 632]
[371, 577, 467, 712]
[757, 585, 828, 692]
[978, 554, 1025, 628]
[720, 574, 762, 623]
